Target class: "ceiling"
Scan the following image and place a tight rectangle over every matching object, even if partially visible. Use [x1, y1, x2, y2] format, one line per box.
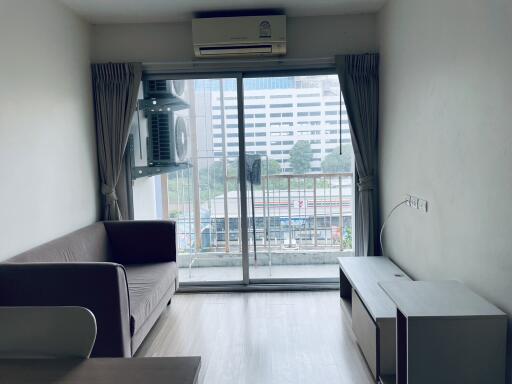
[59, 0, 385, 24]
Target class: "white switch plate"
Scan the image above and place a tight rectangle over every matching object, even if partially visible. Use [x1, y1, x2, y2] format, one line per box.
[405, 194, 428, 213]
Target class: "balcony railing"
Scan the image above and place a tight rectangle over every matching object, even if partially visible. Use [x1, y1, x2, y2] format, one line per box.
[167, 157, 353, 259]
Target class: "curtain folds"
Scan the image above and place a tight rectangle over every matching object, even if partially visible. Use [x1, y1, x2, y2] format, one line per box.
[335, 54, 380, 256]
[92, 63, 142, 220]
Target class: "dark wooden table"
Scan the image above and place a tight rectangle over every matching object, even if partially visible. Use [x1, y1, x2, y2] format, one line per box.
[0, 356, 201, 384]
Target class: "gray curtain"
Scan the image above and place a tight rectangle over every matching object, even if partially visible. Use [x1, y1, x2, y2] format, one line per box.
[336, 54, 379, 256]
[92, 63, 142, 220]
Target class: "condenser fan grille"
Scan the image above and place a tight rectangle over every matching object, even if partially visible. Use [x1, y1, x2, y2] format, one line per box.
[150, 114, 172, 162]
[175, 117, 188, 162]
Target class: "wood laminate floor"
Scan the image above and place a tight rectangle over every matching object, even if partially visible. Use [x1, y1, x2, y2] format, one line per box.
[136, 291, 374, 384]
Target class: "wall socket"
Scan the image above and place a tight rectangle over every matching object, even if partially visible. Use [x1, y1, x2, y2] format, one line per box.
[406, 194, 428, 213]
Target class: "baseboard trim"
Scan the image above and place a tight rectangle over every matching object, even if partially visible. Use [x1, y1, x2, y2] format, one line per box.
[177, 282, 339, 293]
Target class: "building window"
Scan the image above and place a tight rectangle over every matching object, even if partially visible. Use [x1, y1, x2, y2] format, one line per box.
[245, 104, 265, 109]
[297, 102, 321, 107]
[245, 95, 265, 100]
[270, 103, 293, 108]
[298, 93, 320, 98]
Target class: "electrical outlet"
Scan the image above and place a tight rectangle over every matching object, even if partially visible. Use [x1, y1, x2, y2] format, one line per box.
[418, 198, 428, 213]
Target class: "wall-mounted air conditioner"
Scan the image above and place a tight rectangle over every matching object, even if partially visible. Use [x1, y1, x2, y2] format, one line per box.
[192, 15, 286, 58]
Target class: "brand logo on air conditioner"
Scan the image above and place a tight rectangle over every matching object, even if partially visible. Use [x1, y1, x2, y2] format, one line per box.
[259, 21, 271, 38]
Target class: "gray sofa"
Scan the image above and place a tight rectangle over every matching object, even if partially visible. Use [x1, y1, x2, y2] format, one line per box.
[0, 220, 178, 357]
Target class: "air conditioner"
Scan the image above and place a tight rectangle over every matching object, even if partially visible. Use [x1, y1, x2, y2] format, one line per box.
[192, 15, 286, 58]
[147, 112, 190, 166]
[143, 80, 186, 98]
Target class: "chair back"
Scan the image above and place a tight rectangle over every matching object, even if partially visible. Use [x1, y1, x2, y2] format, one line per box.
[0, 306, 97, 358]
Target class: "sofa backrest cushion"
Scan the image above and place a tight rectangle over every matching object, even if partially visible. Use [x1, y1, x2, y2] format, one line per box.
[6, 223, 111, 263]
[104, 221, 176, 265]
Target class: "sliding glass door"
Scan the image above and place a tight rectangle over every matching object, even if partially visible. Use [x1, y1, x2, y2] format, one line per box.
[129, 70, 354, 286]
[129, 76, 245, 283]
[242, 74, 354, 281]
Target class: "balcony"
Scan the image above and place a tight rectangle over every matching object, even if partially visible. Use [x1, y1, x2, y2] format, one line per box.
[165, 161, 354, 282]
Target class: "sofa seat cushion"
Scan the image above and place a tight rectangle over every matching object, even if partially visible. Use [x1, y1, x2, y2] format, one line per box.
[124, 262, 177, 336]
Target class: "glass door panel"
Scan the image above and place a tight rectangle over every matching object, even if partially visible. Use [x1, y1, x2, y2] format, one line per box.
[130, 77, 244, 283]
[242, 74, 355, 280]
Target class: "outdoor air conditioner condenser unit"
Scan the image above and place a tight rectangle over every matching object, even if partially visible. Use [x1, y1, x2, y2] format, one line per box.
[143, 80, 186, 99]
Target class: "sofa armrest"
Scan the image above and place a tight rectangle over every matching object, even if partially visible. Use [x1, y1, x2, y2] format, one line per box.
[104, 220, 177, 264]
[0, 262, 131, 357]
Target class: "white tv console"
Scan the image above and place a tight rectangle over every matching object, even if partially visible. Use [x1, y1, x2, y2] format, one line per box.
[338, 256, 410, 383]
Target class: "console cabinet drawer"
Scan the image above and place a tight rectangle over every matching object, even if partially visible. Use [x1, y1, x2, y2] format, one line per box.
[352, 289, 378, 378]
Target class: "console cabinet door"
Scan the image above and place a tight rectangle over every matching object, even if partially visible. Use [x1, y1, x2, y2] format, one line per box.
[352, 289, 377, 378]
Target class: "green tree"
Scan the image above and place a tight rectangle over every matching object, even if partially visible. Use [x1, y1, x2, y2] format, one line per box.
[198, 160, 239, 201]
[199, 160, 238, 186]
[262, 159, 282, 176]
[343, 226, 352, 249]
[321, 145, 352, 173]
[289, 141, 313, 174]
[262, 158, 285, 189]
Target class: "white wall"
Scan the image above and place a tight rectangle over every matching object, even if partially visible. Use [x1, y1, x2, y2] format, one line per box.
[91, 14, 377, 62]
[132, 178, 158, 220]
[378, 0, 512, 380]
[0, 0, 99, 259]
